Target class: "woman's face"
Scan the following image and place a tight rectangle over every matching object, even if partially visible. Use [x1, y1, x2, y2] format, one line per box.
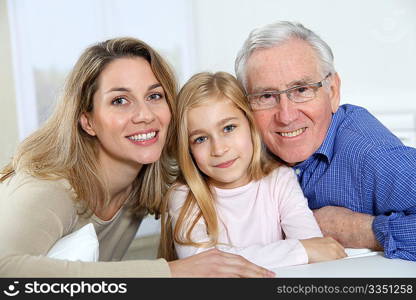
[80, 57, 171, 171]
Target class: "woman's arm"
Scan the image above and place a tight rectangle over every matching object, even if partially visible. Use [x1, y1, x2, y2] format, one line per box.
[168, 248, 275, 278]
[0, 174, 171, 277]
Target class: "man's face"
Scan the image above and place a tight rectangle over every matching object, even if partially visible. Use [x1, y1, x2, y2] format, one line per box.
[245, 38, 340, 165]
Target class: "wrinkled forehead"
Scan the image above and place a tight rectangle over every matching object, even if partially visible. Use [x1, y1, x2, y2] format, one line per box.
[245, 39, 322, 91]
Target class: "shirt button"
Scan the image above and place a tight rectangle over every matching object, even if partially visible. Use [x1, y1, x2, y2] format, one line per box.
[295, 169, 301, 175]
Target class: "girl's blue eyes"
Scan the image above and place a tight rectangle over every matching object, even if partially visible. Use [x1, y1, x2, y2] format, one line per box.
[224, 124, 236, 133]
[194, 136, 207, 144]
[192, 124, 237, 144]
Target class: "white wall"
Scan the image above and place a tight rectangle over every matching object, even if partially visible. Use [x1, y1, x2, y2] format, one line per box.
[0, 0, 18, 167]
[192, 0, 416, 113]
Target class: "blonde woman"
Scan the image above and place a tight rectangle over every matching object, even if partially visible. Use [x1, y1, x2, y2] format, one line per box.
[0, 38, 272, 278]
[159, 72, 346, 269]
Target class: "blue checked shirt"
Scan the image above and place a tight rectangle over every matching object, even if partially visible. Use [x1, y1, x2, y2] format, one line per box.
[293, 104, 416, 261]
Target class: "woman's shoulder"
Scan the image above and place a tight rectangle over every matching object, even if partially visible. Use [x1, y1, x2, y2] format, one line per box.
[1, 171, 76, 214]
[2, 171, 73, 193]
[0, 172, 80, 245]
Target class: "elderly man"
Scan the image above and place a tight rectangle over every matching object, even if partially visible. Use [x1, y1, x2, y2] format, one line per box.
[235, 21, 416, 261]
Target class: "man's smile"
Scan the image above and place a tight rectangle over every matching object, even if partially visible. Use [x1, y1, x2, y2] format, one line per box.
[277, 127, 306, 137]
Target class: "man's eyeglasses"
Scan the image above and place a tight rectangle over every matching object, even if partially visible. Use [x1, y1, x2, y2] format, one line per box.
[247, 73, 332, 111]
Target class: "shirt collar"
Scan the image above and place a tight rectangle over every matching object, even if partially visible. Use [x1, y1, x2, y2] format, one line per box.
[314, 107, 345, 162]
[295, 107, 345, 169]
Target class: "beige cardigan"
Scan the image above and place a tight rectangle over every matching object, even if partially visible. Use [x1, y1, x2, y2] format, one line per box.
[0, 172, 170, 277]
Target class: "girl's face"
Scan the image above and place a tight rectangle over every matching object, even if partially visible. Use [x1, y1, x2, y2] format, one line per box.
[187, 98, 253, 189]
[80, 57, 171, 172]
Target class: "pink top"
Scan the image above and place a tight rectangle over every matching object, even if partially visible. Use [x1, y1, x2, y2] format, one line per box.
[169, 166, 323, 269]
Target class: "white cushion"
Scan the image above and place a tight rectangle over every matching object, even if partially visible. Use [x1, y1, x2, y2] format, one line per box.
[47, 223, 99, 262]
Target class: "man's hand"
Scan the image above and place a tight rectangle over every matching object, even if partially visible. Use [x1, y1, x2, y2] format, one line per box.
[313, 206, 383, 250]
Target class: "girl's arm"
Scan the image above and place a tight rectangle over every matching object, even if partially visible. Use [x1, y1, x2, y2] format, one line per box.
[276, 167, 346, 262]
[170, 186, 312, 269]
[276, 167, 323, 239]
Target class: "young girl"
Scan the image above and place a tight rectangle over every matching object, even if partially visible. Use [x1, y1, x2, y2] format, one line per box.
[159, 72, 346, 269]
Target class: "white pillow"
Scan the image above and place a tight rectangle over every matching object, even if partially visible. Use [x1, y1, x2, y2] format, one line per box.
[344, 248, 379, 259]
[47, 223, 99, 262]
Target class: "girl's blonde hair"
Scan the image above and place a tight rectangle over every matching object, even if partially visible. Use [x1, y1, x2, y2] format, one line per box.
[1, 37, 178, 217]
[159, 71, 278, 260]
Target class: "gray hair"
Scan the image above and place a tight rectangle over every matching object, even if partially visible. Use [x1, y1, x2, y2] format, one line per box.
[235, 21, 336, 89]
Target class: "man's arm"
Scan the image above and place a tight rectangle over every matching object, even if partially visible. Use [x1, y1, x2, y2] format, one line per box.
[361, 144, 416, 260]
[312, 206, 382, 250]
[314, 141, 416, 261]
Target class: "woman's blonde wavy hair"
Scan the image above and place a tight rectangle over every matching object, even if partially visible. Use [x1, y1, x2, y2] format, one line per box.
[158, 72, 278, 260]
[0, 37, 178, 217]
